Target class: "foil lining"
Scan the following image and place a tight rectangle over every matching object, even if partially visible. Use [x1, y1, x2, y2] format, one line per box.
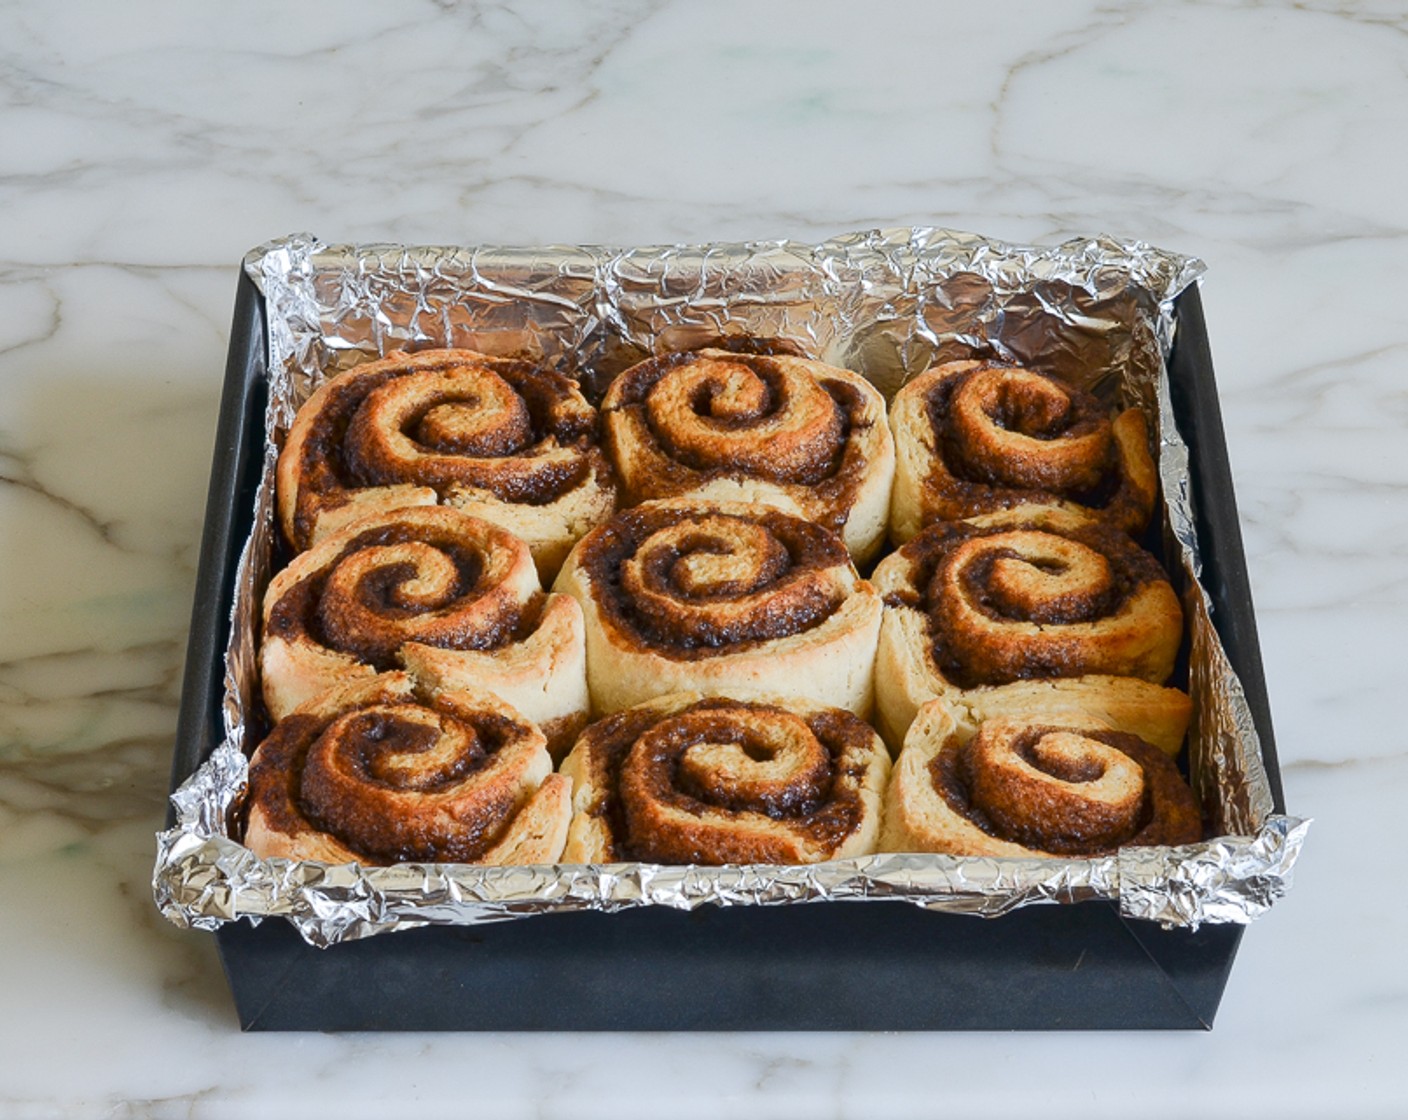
[153, 227, 1307, 947]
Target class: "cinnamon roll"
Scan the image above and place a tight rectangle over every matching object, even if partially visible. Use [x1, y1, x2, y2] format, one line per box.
[554, 500, 882, 717]
[882, 698, 1200, 857]
[602, 348, 895, 563]
[244, 673, 571, 865]
[872, 506, 1190, 754]
[277, 348, 616, 579]
[260, 506, 588, 757]
[560, 692, 890, 864]
[888, 360, 1157, 543]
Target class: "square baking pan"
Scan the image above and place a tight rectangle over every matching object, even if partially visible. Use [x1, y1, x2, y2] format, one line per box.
[166, 266, 1284, 1031]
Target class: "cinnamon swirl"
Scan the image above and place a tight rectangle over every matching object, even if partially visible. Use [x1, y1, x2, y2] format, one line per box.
[602, 348, 895, 563]
[244, 673, 571, 865]
[888, 360, 1157, 543]
[554, 500, 882, 717]
[260, 506, 588, 757]
[560, 692, 890, 864]
[277, 348, 616, 579]
[872, 506, 1190, 754]
[882, 698, 1200, 857]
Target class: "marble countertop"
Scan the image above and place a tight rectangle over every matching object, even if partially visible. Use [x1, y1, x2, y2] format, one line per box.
[2, 1, 1402, 1116]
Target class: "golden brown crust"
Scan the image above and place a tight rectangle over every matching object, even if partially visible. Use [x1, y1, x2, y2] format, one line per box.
[872, 506, 1189, 753]
[888, 361, 1157, 542]
[553, 500, 881, 716]
[259, 506, 588, 754]
[881, 699, 1201, 857]
[277, 347, 616, 579]
[560, 692, 890, 864]
[243, 673, 570, 865]
[603, 349, 894, 563]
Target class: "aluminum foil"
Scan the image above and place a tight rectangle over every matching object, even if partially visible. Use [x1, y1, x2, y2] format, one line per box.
[154, 227, 1308, 947]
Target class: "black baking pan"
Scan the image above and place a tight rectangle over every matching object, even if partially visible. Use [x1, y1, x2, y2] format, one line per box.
[167, 271, 1281, 1031]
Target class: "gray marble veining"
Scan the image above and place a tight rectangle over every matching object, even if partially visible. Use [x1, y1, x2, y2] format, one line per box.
[1, 1, 1403, 1116]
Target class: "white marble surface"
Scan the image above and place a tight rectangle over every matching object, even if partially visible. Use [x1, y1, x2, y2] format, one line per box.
[1, 1, 1402, 1115]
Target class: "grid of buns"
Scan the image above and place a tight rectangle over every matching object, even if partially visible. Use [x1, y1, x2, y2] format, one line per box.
[246, 344, 1200, 867]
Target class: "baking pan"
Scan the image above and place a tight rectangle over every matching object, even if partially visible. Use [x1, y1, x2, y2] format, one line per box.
[167, 271, 1280, 1031]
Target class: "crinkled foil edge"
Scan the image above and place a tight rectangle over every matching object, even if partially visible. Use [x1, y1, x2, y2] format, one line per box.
[154, 228, 1307, 946]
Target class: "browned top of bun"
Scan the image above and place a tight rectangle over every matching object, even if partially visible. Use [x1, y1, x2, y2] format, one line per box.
[282, 348, 608, 548]
[881, 510, 1181, 688]
[573, 502, 856, 660]
[603, 348, 880, 535]
[929, 720, 1201, 854]
[573, 696, 880, 863]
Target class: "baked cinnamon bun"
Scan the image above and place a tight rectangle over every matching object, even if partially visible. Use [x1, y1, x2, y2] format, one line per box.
[602, 348, 894, 563]
[882, 698, 1200, 857]
[554, 500, 882, 717]
[872, 506, 1190, 753]
[244, 673, 571, 865]
[260, 506, 588, 757]
[888, 360, 1157, 543]
[277, 348, 615, 579]
[560, 692, 890, 864]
